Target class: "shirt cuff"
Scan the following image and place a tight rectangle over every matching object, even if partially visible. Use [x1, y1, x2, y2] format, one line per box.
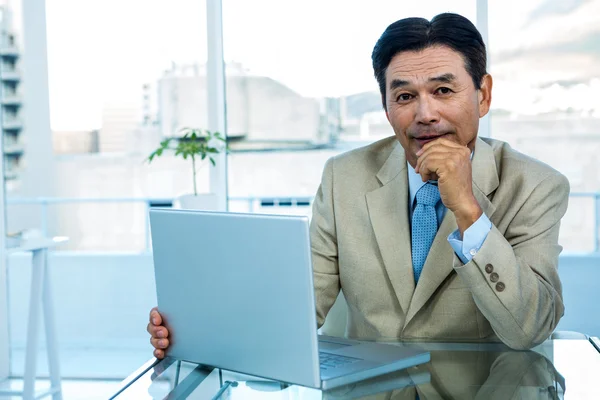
[447, 213, 492, 264]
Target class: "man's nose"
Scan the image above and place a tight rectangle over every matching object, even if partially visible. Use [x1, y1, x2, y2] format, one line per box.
[415, 96, 440, 124]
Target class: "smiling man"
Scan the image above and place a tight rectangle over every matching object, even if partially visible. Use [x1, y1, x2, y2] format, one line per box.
[148, 13, 569, 356]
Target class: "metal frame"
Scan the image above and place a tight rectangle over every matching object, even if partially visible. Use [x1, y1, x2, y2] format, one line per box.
[0, 67, 9, 381]
[6, 192, 600, 253]
[476, 0, 491, 138]
[1, 0, 56, 385]
[591, 337, 600, 353]
[108, 358, 163, 400]
[20, 0, 55, 200]
[0, 239, 65, 399]
[206, 0, 229, 211]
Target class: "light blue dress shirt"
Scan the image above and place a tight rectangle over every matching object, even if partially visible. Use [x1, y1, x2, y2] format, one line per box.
[407, 162, 492, 264]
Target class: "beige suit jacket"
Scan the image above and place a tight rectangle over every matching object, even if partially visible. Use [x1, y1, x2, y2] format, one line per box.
[310, 136, 569, 349]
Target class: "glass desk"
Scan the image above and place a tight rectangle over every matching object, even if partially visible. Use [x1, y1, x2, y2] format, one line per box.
[111, 337, 600, 399]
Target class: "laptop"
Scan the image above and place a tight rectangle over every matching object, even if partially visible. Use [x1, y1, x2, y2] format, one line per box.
[149, 209, 430, 390]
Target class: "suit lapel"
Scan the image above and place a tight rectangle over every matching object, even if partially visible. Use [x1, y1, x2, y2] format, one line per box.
[471, 138, 498, 219]
[404, 137, 500, 326]
[365, 142, 415, 315]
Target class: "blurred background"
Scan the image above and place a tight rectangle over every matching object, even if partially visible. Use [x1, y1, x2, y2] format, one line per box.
[0, 0, 598, 398]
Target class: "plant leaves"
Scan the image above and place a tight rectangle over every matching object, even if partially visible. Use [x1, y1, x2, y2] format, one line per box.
[146, 127, 223, 172]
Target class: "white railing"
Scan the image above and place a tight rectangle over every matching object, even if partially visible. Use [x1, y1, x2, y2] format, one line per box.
[6, 196, 315, 252]
[6, 193, 600, 253]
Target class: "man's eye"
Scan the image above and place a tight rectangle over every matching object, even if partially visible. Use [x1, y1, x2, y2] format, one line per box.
[437, 87, 452, 95]
[397, 93, 412, 102]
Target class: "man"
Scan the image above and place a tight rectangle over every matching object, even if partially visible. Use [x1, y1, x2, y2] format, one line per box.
[148, 13, 569, 358]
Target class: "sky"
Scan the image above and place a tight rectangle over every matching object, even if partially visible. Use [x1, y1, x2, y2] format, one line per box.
[13, 0, 600, 130]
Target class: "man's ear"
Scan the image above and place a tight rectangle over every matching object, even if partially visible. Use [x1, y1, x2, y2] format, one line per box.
[478, 74, 493, 118]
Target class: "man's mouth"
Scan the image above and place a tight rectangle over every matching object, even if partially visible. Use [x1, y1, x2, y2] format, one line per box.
[414, 133, 447, 145]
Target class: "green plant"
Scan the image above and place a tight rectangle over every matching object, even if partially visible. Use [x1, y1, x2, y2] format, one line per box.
[147, 128, 226, 196]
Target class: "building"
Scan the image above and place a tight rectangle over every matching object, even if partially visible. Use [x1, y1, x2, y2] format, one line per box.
[99, 101, 141, 153]
[0, 3, 23, 191]
[53, 130, 99, 154]
[157, 63, 324, 143]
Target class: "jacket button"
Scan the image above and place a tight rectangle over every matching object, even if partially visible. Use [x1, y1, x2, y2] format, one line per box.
[490, 272, 499, 283]
[485, 264, 493, 273]
[496, 282, 506, 292]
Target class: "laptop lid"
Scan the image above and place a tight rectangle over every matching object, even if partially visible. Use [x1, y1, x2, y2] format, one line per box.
[149, 209, 321, 388]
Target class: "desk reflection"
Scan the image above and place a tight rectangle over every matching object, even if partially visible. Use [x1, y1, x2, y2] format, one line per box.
[324, 346, 563, 400]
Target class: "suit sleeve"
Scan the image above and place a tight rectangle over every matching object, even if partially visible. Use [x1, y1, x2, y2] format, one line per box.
[453, 173, 570, 350]
[310, 157, 341, 328]
[474, 352, 559, 400]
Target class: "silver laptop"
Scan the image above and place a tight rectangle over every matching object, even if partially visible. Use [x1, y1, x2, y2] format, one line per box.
[149, 209, 430, 390]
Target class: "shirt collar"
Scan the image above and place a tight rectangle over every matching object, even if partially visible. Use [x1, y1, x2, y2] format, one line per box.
[407, 162, 427, 212]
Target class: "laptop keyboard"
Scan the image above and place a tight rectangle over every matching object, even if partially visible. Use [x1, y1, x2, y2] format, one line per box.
[319, 351, 361, 370]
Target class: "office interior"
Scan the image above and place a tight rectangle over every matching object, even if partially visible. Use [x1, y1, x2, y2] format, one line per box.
[0, 0, 599, 398]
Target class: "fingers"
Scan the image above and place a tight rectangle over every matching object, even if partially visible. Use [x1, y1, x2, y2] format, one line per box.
[416, 137, 468, 163]
[417, 154, 462, 183]
[148, 306, 170, 359]
[416, 151, 452, 178]
[151, 337, 170, 350]
[415, 149, 454, 174]
[415, 140, 469, 177]
[149, 307, 162, 326]
[147, 323, 169, 339]
[417, 137, 464, 155]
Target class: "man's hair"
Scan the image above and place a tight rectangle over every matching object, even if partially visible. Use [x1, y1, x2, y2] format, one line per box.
[371, 13, 487, 109]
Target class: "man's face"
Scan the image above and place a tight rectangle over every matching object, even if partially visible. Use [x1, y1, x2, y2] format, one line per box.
[384, 45, 492, 167]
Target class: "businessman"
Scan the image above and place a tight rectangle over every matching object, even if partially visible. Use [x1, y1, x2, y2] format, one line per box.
[148, 13, 569, 357]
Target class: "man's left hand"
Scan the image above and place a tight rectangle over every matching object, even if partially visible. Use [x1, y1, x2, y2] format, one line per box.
[415, 138, 482, 235]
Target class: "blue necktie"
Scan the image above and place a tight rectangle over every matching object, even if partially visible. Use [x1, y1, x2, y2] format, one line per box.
[411, 183, 441, 284]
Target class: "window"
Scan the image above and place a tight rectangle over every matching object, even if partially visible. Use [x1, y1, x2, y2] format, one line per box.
[6, 0, 212, 379]
[488, 0, 600, 252]
[222, 0, 476, 215]
[5, 0, 596, 383]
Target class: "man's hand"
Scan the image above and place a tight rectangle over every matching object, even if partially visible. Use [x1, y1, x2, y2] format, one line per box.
[147, 307, 170, 359]
[415, 138, 482, 235]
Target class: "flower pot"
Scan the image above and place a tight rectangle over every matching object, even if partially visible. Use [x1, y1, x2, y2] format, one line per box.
[174, 193, 219, 211]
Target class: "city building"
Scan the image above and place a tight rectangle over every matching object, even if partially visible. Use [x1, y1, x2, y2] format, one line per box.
[99, 101, 141, 153]
[53, 130, 99, 154]
[0, 3, 23, 191]
[157, 63, 325, 143]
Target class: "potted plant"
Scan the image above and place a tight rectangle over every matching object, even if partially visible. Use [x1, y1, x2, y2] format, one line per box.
[147, 127, 226, 210]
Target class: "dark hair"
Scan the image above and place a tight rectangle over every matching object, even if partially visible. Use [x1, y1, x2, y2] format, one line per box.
[371, 13, 487, 109]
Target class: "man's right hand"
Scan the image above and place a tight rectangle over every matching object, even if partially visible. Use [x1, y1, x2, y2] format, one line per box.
[147, 307, 170, 359]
